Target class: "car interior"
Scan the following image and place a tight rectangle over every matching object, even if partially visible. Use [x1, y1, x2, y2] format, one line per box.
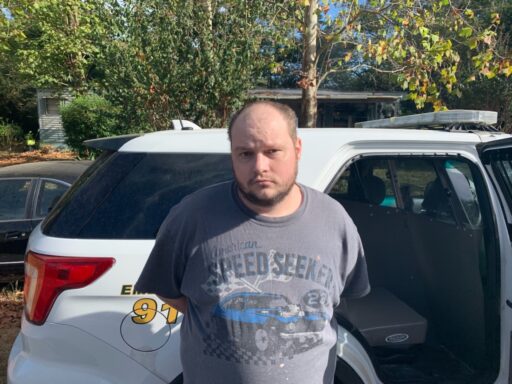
[331, 156, 500, 384]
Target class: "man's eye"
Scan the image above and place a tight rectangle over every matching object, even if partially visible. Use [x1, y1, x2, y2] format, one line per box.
[239, 152, 252, 158]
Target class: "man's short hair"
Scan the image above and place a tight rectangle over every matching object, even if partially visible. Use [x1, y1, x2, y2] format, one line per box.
[228, 101, 298, 142]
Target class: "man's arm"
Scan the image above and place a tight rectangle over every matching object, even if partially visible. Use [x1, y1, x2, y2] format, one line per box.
[158, 295, 188, 314]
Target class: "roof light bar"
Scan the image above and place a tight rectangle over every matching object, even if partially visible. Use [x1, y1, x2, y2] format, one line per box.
[355, 110, 497, 129]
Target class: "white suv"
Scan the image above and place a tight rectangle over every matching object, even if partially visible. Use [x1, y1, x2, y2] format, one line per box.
[8, 111, 512, 384]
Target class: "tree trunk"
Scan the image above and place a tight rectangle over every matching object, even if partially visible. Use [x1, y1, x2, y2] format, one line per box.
[201, 0, 213, 31]
[299, 0, 318, 128]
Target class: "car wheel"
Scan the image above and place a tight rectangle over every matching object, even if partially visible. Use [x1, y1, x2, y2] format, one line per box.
[254, 328, 271, 352]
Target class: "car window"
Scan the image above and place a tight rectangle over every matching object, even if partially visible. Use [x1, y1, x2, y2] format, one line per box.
[35, 180, 69, 218]
[0, 179, 31, 221]
[43, 152, 233, 239]
[224, 296, 246, 310]
[330, 159, 396, 207]
[395, 158, 456, 224]
[444, 160, 481, 227]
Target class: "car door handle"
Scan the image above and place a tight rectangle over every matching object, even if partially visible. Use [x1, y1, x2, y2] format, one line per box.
[507, 299, 512, 309]
[3, 231, 27, 240]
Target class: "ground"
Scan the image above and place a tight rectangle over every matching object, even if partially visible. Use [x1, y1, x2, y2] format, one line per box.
[0, 284, 23, 384]
[0, 148, 77, 384]
[0, 146, 77, 167]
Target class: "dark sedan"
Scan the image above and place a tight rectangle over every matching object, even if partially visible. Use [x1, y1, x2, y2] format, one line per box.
[0, 160, 91, 274]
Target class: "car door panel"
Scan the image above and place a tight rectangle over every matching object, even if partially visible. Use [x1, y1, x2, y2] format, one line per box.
[0, 178, 34, 270]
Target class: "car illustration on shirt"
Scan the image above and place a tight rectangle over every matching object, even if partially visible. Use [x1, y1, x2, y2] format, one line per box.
[211, 291, 329, 353]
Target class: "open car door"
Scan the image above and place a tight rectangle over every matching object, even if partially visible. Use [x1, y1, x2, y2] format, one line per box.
[479, 138, 512, 383]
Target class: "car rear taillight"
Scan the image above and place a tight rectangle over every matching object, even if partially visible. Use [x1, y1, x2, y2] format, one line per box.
[24, 251, 115, 325]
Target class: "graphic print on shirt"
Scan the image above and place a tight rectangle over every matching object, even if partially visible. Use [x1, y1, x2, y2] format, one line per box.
[201, 248, 331, 365]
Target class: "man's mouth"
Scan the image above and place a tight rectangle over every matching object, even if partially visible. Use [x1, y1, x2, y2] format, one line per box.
[251, 179, 273, 185]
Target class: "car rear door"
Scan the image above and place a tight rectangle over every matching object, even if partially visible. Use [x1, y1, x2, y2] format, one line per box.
[478, 138, 512, 383]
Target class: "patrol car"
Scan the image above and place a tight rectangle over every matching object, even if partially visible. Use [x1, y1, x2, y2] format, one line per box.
[8, 111, 512, 383]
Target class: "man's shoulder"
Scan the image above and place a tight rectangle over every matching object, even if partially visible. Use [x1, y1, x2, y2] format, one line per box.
[302, 184, 356, 228]
[181, 180, 233, 206]
[302, 184, 344, 210]
[160, 180, 233, 230]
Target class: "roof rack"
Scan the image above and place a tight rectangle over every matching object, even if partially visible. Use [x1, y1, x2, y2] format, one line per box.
[355, 110, 499, 132]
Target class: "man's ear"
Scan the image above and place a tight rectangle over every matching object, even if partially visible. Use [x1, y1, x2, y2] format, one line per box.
[295, 137, 302, 160]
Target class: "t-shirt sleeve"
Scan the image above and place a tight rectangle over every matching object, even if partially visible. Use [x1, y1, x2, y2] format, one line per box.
[134, 204, 189, 299]
[340, 216, 371, 299]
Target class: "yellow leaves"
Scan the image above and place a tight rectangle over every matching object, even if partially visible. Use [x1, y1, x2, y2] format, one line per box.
[419, 27, 429, 38]
[480, 66, 496, 79]
[344, 52, 352, 62]
[432, 100, 445, 112]
[376, 40, 388, 64]
[491, 13, 500, 25]
[298, 0, 310, 6]
[464, 9, 474, 19]
[459, 27, 473, 38]
[500, 61, 512, 77]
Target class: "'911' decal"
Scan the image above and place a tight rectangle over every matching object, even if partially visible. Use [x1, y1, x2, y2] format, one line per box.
[131, 298, 178, 325]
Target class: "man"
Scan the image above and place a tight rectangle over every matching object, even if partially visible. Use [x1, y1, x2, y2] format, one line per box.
[135, 101, 370, 383]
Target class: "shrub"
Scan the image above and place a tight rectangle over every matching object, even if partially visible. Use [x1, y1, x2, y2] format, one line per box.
[61, 94, 121, 156]
[0, 120, 24, 150]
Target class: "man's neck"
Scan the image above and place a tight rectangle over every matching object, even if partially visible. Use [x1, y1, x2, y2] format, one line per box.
[238, 184, 303, 218]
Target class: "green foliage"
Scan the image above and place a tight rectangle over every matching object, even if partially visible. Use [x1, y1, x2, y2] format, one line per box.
[1, 0, 107, 90]
[0, 119, 23, 149]
[294, 0, 511, 121]
[60, 94, 121, 155]
[96, 0, 291, 130]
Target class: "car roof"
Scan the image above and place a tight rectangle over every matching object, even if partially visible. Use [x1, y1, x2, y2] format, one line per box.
[0, 160, 92, 183]
[117, 128, 512, 187]
[119, 127, 512, 154]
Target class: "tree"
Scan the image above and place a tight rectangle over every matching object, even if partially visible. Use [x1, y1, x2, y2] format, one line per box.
[294, 0, 511, 127]
[442, 0, 512, 131]
[97, 0, 292, 130]
[1, 0, 107, 90]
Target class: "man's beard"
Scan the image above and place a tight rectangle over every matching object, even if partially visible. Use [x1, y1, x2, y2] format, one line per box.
[235, 167, 298, 208]
[237, 180, 295, 207]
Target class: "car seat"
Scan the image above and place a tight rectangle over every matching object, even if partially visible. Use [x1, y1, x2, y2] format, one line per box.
[421, 179, 454, 223]
[360, 174, 386, 205]
[336, 287, 427, 349]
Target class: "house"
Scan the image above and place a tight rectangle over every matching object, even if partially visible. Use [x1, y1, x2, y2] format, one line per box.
[37, 89, 72, 148]
[248, 88, 404, 127]
[37, 88, 404, 147]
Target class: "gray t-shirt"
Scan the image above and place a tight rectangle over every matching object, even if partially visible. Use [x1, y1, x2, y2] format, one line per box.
[135, 181, 369, 384]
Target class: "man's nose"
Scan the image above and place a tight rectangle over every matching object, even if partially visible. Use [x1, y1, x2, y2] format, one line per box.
[253, 153, 270, 173]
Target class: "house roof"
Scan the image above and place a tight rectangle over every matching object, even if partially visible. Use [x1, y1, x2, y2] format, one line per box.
[248, 88, 404, 102]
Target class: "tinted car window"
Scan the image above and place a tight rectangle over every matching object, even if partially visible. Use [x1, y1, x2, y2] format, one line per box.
[331, 159, 396, 207]
[444, 160, 481, 227]
[35, 180, 69, 218]
[394, 159, 440, 215]
[0, 179, 31, 221]
[43, 153, 232, 239]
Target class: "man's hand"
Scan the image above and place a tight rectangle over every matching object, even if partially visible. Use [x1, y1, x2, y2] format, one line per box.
[157, 295, 188, 314]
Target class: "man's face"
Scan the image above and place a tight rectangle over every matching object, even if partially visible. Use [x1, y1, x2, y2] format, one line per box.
[230, 104, 302, 209]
